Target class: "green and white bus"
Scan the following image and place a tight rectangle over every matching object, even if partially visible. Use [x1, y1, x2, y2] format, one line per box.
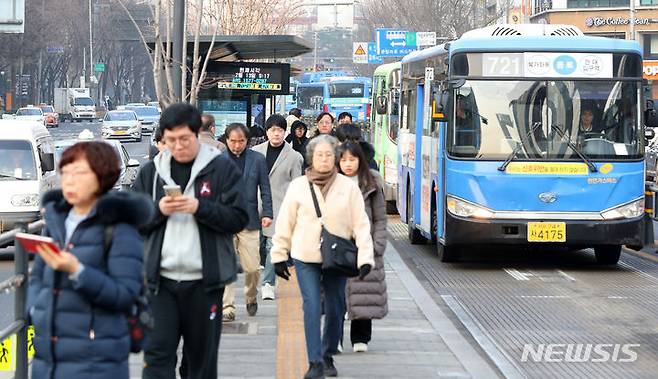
[371, 62, 401, 212]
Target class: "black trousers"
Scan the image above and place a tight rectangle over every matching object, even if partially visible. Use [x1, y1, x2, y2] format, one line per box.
[143, 278, 224, 379]
[350, 319, 372, 345]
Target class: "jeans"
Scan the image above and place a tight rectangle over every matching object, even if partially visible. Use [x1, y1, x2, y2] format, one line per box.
[262, 237, 276, 286]
[294, 259, 346, 363]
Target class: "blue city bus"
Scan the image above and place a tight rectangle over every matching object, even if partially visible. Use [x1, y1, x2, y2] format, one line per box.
[397, 24, 649, 264]
[296, 77, 372, 124]
[299, 70, 349, 84]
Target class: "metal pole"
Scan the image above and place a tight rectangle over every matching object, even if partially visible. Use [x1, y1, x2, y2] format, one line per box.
[630, 0, 635, 41]
[14, 224, 28, 379]
[313, 32, 318, 72]
[89, 0, 93, 82]
[172, 0, 185, 101]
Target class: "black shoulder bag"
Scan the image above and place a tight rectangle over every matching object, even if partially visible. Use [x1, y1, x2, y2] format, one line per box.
[308, 181, 360, 277]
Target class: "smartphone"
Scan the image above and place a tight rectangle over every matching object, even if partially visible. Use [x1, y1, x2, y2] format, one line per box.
[163, 184, 182, 197]
[16, 233, 60, 254]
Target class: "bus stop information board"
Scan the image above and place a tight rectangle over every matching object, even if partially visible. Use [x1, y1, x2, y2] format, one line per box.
[206, 62, 291, 95]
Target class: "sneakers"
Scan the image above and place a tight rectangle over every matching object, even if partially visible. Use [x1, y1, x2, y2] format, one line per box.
[353, 342, 368, 353]
[304, 362, 325, 379]
[336, 341, 343, 353]
[261, 283, 275, 301]
[322, 356, 338, 377]
[246, 302, 258, 316]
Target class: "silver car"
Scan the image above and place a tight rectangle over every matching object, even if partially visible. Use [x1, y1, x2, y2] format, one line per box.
[54, 138, 140, 190]
[128, 105, 160, 134]
[102, 110, 142, 142]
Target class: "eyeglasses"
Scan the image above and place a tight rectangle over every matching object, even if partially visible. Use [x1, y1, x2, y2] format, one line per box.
[60, 169, 94, 178]
[164, 134, 195, 147]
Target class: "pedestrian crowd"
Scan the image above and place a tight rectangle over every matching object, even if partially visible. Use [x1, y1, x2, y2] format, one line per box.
[26, 103, 388, 379]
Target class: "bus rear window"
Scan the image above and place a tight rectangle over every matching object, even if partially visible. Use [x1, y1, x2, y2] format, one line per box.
[330, 83, 365, 98]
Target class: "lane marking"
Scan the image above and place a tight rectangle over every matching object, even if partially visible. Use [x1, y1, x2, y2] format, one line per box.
[516, 295, 570, 299]
[504, 268, 532, 281]
[557, 270, 577, 282]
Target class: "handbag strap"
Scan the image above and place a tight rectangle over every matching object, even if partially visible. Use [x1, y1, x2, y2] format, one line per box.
[308, 180, 323, 222]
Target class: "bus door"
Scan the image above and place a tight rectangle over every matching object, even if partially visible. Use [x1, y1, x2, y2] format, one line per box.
[431, 84, 446, 241]
[413, 84, 425, 229]
[418, 69, 434, 235]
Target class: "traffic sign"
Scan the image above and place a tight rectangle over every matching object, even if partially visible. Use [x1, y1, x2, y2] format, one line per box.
[94, 63, 105, 72]
[376, 28, 417, 57]
[353, 42, 368, 64]
[416, 32, 437, 46]
[368, 43, 383, 64]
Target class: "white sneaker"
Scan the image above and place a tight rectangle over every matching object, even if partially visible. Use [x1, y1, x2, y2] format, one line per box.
[353, 343, 368, 353]
[337, 341, 343, 353]
[261, 283, 275, 300]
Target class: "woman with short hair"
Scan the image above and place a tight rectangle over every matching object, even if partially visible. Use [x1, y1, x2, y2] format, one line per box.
[28, 141, 153, 379]
[271, 134, 374, 378]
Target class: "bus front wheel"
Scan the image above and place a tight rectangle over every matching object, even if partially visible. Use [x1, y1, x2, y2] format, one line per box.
[594, 245, 622, 265]
[438, 243, 460, 263]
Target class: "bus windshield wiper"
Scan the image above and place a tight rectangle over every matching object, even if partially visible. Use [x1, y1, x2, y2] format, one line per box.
[498, 122, 543, 172]
[0, 173, 28, 181]
[551, 124, 598, 173]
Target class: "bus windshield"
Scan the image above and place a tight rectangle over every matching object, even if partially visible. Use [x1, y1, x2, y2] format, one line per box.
[447, 80, 641, 160]
[329, 83, 365, 98]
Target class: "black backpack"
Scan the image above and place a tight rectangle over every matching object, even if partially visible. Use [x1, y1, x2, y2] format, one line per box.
[103, 226, 153, 353]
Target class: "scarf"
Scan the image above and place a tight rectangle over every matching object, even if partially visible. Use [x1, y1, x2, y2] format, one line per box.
[305, 167, 338, 198]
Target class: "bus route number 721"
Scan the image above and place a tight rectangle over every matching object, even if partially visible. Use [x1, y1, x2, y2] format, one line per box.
[482, 54, 523, 77]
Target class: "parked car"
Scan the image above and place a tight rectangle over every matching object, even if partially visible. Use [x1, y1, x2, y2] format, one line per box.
[101, 110, 142, 142]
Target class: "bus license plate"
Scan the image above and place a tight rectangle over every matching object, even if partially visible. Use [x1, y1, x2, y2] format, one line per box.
[527, 222, 566, 242]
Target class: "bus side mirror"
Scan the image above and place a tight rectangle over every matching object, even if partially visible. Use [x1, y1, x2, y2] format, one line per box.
[40, 152, 55, 173]
[376, 95, 387, 115]
[646, 100, 658, 128]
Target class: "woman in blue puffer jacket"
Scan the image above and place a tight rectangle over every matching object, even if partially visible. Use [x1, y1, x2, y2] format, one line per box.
[27, 141, 153, 379]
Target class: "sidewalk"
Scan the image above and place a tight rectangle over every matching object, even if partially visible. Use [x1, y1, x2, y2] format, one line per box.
[127, 240, 499, 378]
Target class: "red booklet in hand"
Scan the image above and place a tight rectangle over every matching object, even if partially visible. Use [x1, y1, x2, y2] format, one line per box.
[15, 233, 60, 254]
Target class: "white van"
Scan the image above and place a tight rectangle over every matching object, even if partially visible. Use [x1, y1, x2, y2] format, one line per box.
[0, 120, 56, 235]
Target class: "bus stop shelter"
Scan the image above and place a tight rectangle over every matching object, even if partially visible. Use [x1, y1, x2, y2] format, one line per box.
[152, 35, 312, 137]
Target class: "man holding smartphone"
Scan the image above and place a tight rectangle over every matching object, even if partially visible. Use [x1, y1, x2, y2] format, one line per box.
[132, 103, 248, 379]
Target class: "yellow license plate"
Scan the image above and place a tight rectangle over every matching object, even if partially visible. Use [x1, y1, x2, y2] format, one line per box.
[527, 222, 566, 242]
[114, 131, 127, 135]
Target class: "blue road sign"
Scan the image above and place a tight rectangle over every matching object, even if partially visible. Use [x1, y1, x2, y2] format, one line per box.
[376, 28, 416, 57]
[368, 43, 383, 64]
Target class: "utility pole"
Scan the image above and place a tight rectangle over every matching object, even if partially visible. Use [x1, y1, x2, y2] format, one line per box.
[172, 0, 185, 101]
[313, 32, 318, 72]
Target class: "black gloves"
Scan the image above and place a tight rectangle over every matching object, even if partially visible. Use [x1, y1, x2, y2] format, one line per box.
[358, 264, 372, 280]
[274, 262, 291, 281]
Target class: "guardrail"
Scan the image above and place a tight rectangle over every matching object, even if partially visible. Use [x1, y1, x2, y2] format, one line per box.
[0, 219, 44, 379]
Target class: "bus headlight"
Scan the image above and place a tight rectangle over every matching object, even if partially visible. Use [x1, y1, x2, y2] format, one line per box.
[11, 194, 40, 207]
[446, 195, 494, 219]
[601, 198, 644, 220]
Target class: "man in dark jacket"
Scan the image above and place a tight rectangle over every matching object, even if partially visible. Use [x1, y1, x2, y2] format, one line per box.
[222, 122, 273, 321]
[132, 103, 248, 379]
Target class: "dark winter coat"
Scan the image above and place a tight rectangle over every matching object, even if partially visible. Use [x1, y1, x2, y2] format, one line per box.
[28, 190, 153, 379]
[346, 170, 388, 320]
[132, 151, 248, 293]
[239, 149, 273, 230]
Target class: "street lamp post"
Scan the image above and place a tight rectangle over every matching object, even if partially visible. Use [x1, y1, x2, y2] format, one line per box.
[172, 0, 185, 101]
[89, 0, 93, 88]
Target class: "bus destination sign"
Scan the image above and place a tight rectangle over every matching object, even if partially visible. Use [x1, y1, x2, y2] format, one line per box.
[206, 62, 291, 95]
[481, 53, 612, 78]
